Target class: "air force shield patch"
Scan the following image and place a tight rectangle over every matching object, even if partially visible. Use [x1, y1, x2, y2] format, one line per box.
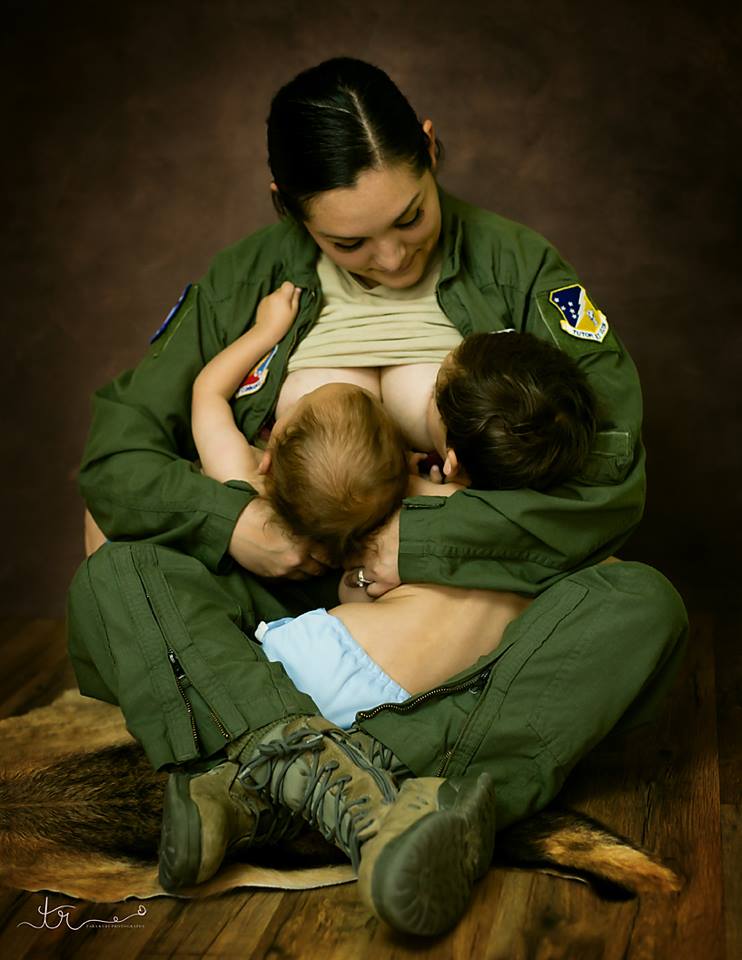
[235, 344, 278, 398]
[549, 285, 608, 343]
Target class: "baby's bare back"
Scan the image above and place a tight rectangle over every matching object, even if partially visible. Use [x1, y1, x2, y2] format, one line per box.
[332, 585, 532, 694]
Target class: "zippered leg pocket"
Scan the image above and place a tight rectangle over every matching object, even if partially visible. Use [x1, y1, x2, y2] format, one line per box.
[441, 580, 588, 780]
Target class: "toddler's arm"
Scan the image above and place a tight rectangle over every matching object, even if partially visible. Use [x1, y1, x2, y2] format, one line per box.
[192, 282, 301, 483]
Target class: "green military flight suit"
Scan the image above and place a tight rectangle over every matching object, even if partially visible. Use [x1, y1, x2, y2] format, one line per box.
[68, 188, 688, 829]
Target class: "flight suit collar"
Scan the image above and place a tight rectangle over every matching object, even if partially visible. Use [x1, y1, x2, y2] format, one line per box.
[277, 219, 321, 289]
[436, 185, 464, 284]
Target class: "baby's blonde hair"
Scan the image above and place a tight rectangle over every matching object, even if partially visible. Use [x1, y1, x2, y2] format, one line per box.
[265, 387, 408, 565]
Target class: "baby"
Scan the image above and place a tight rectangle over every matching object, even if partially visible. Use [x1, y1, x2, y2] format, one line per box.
[191, 282, 408, 567]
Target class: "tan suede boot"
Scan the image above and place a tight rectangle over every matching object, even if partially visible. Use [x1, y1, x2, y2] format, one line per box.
[160, 714, 496, 937]
[158, 759, 295, 890]
[357, 774, 497, 936]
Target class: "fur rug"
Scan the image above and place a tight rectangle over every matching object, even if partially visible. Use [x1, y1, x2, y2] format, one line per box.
[0, 691, 682, 906]
[0, 690, 354, 901]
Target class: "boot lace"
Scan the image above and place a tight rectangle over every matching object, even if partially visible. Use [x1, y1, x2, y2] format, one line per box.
[236, 727, 394, 871]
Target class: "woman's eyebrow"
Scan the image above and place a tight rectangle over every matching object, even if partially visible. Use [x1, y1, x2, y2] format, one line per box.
[320, 191, 422, 241]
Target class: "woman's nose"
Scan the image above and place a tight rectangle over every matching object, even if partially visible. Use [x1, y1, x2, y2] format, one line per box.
[372, 239, 406, 272]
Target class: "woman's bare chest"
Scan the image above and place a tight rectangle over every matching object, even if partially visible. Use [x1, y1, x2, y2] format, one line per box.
[276, 363, 440, 451]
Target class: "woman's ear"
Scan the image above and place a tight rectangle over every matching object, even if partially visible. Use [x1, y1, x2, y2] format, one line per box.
[258, 449, 272, 475]
[422, 118, 438, 171]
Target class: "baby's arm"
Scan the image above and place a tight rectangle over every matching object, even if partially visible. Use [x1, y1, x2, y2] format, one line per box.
[192, 282, 301, 483]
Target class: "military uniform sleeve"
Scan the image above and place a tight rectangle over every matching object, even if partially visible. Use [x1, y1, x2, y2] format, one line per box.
[79, 282, 257, 572]
[399, 229, 645, 595]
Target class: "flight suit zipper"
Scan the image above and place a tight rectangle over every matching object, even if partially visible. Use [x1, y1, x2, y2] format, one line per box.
[355, 667, 492, 777]
[356, 666, 492, 722]
[167, 649, 232, 742]
[136, 574, 232, 749]
[285, 288, 319, 357]
[168, 649, 201, 751]
[254, 287, 319, 438]
[435, 669, 493, 777]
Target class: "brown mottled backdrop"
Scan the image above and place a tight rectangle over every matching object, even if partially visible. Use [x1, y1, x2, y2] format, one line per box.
[1, 0, 739, 616]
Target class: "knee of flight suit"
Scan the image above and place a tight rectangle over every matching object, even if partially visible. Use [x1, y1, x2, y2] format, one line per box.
[590, 560, 689, 732]
[67, 550, 120, 705]
[600, 560, 688, 651]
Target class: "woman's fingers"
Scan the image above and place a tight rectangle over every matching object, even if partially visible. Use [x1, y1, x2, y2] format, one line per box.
[364, 579, 397, 599]
[355, 511, 401, 590]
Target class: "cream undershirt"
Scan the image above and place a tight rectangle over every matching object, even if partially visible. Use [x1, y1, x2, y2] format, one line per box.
[287, 250, 462, 370]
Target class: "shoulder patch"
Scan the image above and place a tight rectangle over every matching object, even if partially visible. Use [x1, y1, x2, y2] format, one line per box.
[549, 285, 608, 343]
[150, 283, 193, 344]
[235, 345, 278, 398]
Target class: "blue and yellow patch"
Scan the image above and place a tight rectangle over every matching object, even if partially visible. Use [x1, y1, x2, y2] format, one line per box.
[235, 345, 278, 398]
[549, 285, 608, 343]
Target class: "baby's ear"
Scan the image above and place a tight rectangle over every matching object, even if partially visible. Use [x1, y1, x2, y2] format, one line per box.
[258, 449, 272, 475]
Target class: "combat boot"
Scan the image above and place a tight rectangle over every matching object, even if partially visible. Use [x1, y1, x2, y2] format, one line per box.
[159, 714, 496, 936]
[157, 712, 389, 891]
[234, 715, 497, 935]
[357, 774, 497, 936]
[344, 725, 413, 783]
[158, 759, 300, 890]
[230, 714, 399, 871]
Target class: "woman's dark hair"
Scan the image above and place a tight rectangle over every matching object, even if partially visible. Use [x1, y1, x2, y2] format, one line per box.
[436, 332, 598, 491]
[267, 57, 439, 221]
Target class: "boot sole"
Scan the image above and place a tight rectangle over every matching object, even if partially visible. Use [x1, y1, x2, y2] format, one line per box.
[158, 771, 202, 891]
[366, 772, 497, 936]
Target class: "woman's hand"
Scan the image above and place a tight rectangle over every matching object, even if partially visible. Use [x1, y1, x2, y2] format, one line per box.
[229, 497, 327, 579]
[355, 510, 402, 598]
[253, 281, 302, 343]
[338, 568, 377, 604]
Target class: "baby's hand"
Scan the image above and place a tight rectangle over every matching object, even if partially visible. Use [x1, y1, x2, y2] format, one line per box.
[254, 281, 302, 342]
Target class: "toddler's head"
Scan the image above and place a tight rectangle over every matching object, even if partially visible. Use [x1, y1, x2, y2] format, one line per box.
[264, 383, 407, 565]
[429, 332, 597, 491]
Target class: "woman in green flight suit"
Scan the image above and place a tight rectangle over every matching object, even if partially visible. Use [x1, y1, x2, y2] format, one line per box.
[68, 57, 688, 937]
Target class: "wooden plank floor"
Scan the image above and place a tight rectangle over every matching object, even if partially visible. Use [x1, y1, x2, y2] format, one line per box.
[0, 614, 737, 959]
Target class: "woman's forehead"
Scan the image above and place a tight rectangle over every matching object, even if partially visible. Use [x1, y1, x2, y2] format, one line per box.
[305, 165, 430, 238]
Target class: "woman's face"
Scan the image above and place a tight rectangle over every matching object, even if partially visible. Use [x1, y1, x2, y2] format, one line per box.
[302, 163, 442, 289]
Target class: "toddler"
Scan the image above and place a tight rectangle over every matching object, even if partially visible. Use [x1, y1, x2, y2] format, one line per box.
[191, 282, 408, 567]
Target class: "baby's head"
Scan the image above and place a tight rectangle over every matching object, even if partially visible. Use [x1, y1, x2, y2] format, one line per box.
[263, 383, 408, 565]
[428, 332, 597, 491]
